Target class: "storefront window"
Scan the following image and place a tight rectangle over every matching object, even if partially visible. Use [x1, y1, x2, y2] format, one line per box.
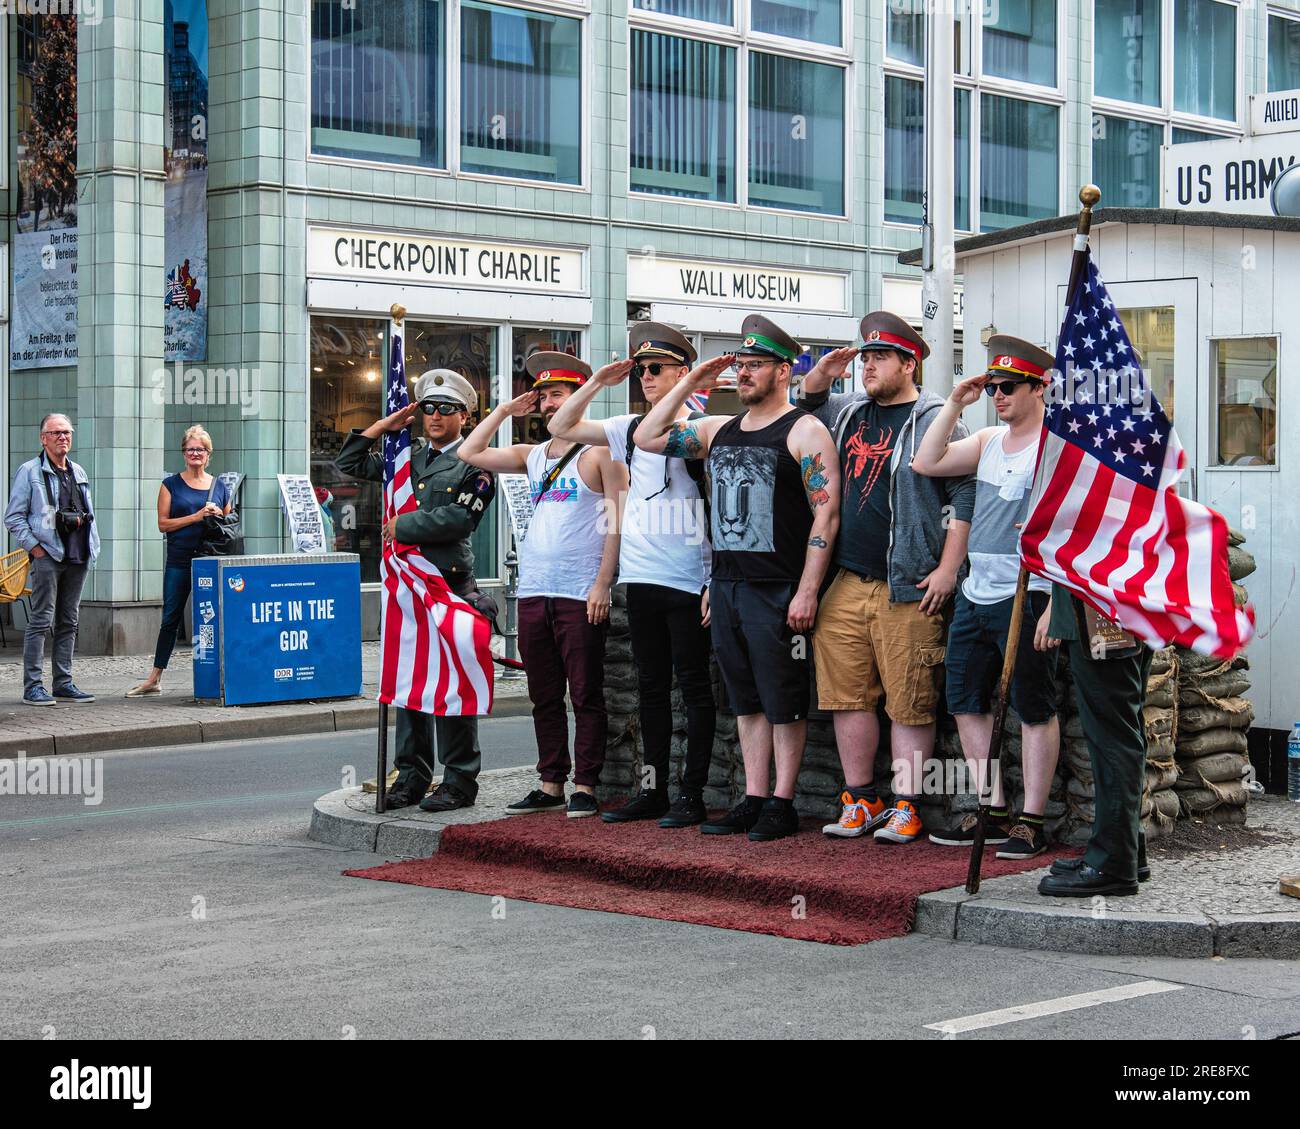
[310, 0, 445, 168]
[459, 1, 582, 184]
[979, 94, 1058, 231]
[511, 327, 583, 444]
[1094, 0, 1160, 107]
[983, 0, 1057, 89]
[1092, 115, 1160, 208]
[884, 77, 970, 229]
[750, 0, 840, 47]
[632, 0, 731, 25]
[1213, 338, 1278, 467]
[748, 53, 844, 215]
[1269, 13, 1300, 93]
[630, 30, 736, 202]
[310, 316, 388, 582]
[1173, 0, 1236, 121]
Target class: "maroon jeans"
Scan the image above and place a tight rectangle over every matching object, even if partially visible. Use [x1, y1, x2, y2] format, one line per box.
[517, 596, 608, 787]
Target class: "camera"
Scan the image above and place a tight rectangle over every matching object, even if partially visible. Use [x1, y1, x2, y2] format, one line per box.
[56, 510, 91, 535]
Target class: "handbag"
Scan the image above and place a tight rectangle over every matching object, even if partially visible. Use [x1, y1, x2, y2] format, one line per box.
[198, 477, 244, 556]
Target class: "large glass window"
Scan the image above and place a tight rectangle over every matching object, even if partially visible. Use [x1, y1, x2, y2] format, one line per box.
[750, 0, 840, 47]
[630, 30, 736, 201]
[980, 94, 1059, 231]
[512, 328, 583, 444]
[460, 2, 581, 184]
[886, 8, 925, 68]
[983, 0, 1057, 88]
[310, 0, 445, 168]
[1173, 0, 1236, 121]
[1213, 338, 1278, 467]
[310, 317, 389, 582]
[1269, 13, 1300, 93]
[1118, 307, 1175, 421]
[883, 77, 971, 229]
[748, 53, 843, 214]
[1093, 114, 1160, 207]
[1094, 0, 1160, 106]
[632, 0, 731, 24]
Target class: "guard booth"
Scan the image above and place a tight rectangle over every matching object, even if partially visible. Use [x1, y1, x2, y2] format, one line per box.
[902, 208, 1298, 753]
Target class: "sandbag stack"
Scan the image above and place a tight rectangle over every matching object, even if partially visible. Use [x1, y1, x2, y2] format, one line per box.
[1139, 647, 1180, 840]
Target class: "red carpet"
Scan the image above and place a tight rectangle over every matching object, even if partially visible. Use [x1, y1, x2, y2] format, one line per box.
[344, 814, 1067, 946]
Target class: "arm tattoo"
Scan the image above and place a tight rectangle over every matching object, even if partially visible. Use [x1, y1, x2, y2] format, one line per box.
[808, 536, 827, 548]
[663, 422, 705, 460]
[801, 452, 830, 509]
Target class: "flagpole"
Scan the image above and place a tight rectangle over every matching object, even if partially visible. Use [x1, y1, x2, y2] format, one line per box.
[964, 185, 1101, 895]
[376, 302, 407, 814]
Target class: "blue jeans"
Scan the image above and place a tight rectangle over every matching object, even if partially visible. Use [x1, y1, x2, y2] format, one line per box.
[153, 566, 192, 670]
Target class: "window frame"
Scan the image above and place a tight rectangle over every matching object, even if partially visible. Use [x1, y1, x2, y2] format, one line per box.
[1266, 6, 1300, 94]
[307, 0, 593, 192]
[626, 0, 853, 220]
[1207, 333, 1281, 473]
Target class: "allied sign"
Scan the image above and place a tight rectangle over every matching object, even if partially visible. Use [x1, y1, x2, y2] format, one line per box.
[307, 226, 587, 295]
[1161, 134, 1300, 215]
[1250, 89, 1300, 137]
[627, 253, 849, 314]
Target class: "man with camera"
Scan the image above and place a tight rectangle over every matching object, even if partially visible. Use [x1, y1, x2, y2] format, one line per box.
[5, 413, 100, 706]
[336, 369, 497, 812]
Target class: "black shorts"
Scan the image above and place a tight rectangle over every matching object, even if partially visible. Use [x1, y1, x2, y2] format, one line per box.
[945, 588, 1059, 724]
[709, 578, 809, 724]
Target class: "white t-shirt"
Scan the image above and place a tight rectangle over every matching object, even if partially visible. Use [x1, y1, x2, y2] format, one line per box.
[603, 413, 711, 595]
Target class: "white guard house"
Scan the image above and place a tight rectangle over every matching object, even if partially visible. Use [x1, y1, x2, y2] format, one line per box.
[901, 208, 1297, 752]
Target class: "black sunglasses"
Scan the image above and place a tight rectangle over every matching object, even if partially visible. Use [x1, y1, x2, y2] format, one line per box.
[419, 400, 465, 416]
[631, 362, 683, 379]
[984, 379, 1033, 397]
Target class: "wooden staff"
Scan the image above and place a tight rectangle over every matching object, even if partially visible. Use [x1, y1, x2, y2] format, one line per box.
[965, 185, 1101, 894]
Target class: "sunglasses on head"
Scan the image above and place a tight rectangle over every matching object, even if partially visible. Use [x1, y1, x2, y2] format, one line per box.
[631, 361, 682, 379]
[984, 378, 1033, 396]
[419, 400, 465, 416]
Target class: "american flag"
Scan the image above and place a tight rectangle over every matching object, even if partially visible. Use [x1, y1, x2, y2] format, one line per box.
[379, 329, 494, 715]
[1020, 249, 1255, 659]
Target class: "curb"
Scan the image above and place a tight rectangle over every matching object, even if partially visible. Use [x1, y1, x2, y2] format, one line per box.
[913, 886, 1300, 959]
[0, 695, 534, 759]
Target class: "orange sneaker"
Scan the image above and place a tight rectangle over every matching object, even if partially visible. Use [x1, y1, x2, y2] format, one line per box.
[822, 790, 886, 838]
[873, 800, 923, 844]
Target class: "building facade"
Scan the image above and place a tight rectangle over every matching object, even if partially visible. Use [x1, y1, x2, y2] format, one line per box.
[3, 0, 1295, 659]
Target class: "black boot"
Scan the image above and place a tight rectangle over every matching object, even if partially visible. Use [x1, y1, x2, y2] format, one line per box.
[600, 789, 670, 823]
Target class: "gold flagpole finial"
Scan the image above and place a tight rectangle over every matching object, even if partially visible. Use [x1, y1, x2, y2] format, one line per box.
[1080, 184, 1101, 208]
[390, 303, 407, 326]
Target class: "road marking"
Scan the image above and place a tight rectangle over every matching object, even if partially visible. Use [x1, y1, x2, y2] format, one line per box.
[924, 980, 1185, 1033]
[0, 790, 326, 830]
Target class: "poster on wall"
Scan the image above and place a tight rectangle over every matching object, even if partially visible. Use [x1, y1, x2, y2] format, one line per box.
[11, 14, 78, 371]
[164, 0, 209, 361]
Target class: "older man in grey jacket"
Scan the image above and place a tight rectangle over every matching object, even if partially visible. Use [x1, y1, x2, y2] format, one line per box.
[4, 413, 100, 706]
[799, 312, 975, 846]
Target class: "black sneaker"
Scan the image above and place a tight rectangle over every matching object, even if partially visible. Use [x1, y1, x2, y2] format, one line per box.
[567, 792, 599, 819]
[1051, 855, 1151, 883]
[600, 789, 669, 824]
[995, 820, 1048, 860]
[418, 781, 474, 813]
[381, 784, 425, 810]
[747, 798, 800, 842]
[928, 812, 1013, 847]
[700, 796, 764, 836]
[506, 789, 566, 814]
[658, 792, 707, 828]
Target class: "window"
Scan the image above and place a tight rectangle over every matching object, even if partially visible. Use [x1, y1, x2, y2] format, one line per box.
[1173, 0, 1236, 121]
[983, 0, 1057, 88]
[630, 31, 736, 201]
[632, 0, 731, 24]
[883, 77, 971, 229]
[310, 317, 390, 582]
[980, 94, 1059, 230]
[1092, 115, 1160, 207]
[1269, 12, 1300, 92]
[1171, 125, 1226, 144]
[1094, 0, 1160, 106]
[750, 0, 841, 47]
[886, 8, 925, 68]
[1118, 306, 1175, 419]
[748, 53, 844, 214]
[311, 0, 445, 168]
[1213, 338, 1278, 467]
[512, 327, 583, 444]
[460, 2, 582, 184]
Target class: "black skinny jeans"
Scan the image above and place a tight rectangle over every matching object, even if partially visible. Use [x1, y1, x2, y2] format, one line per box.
[624, 583, 716, 796]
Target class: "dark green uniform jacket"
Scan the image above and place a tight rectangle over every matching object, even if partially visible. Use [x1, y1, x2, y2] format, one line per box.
[334, 430, 496, 581]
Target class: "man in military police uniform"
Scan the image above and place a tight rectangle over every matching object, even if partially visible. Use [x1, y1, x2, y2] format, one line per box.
[336, 368, 497, 812]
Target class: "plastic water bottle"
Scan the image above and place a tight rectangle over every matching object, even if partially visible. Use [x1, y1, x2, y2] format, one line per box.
[1290, 723, 1300, 802]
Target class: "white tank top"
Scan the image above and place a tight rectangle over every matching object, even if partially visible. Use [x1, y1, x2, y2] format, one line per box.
[518, 442, 607, 600]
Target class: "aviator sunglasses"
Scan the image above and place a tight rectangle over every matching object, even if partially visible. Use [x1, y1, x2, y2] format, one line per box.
[419, 400, 466, 416]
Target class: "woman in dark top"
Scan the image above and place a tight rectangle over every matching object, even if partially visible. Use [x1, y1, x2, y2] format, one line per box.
[126, 426, 231, 696]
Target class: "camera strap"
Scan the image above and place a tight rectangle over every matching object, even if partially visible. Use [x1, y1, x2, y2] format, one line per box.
[40, 453, 83, 514]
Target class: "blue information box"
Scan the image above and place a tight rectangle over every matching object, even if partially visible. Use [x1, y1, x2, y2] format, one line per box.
[191, 553, 362, 706]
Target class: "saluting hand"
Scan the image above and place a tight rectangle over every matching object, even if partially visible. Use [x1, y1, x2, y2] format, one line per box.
[809, 346, 859, 383]
[948, 374, 988, 408]
[503, 390, 540, 417]
[686, 354, 736, 392]
[593, 359, 635, 387]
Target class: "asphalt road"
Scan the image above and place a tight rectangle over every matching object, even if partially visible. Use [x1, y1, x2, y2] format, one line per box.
[2, 726, 1299, 1042]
